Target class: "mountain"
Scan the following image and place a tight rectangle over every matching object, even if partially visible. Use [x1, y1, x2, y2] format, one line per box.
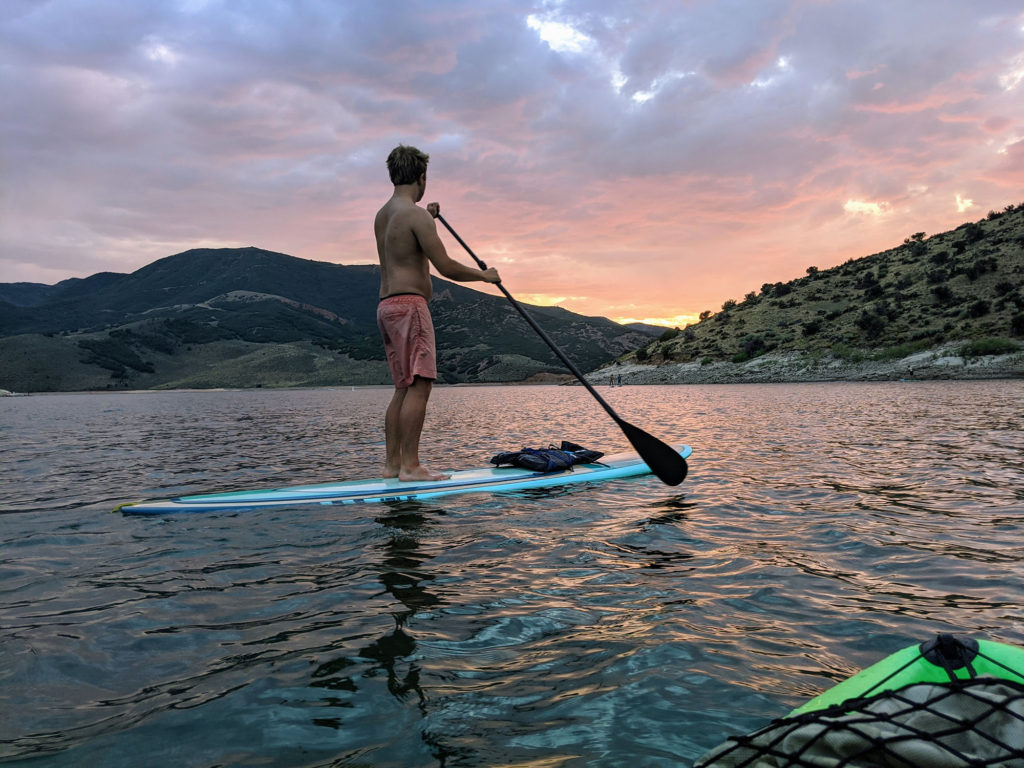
[622, 322, 665, 337]
[0, 279, 84, 307]
[0, 247, 651, 392]
[609, 203, 1024, 371]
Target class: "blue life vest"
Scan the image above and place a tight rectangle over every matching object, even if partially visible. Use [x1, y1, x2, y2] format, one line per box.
[490, 441, 605, 473]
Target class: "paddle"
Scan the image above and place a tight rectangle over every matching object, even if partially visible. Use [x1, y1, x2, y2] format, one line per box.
[436, 214, 688, 486]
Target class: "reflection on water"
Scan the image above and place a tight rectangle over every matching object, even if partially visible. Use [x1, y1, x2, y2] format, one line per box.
[309, 505, 439, 744]
[1, 381, 1023, 766]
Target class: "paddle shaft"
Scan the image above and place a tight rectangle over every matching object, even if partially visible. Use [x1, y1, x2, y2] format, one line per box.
[437, 214, 687, 486]
[437, 214, 621, 422]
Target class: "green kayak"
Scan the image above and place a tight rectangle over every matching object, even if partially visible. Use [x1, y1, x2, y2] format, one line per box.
[696, 633, 1024, 767]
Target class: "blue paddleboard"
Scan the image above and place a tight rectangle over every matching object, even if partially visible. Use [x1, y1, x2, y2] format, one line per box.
[117, 445, 692, 514]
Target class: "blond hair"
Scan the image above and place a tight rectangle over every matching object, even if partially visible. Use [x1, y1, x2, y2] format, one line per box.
[386, 145, 430, 185]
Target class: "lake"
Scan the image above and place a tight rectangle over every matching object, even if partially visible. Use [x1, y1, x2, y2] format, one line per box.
[2, 381, 1023, 767]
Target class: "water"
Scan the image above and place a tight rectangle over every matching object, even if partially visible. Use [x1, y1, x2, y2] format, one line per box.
[2, 381, 1023, 767]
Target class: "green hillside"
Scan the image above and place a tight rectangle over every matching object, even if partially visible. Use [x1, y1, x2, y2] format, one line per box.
[0, 248, 654, 392]
[620, 203, 1024, 367]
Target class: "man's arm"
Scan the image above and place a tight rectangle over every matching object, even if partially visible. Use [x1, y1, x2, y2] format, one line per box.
[414, 205, 500, 284]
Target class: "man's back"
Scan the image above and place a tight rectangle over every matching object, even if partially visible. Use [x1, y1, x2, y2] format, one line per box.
[373, 144, 500, 481]
[374, 196, 433, 300]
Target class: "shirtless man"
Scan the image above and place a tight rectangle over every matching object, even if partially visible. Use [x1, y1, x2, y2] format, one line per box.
[374, 145, 500, 481]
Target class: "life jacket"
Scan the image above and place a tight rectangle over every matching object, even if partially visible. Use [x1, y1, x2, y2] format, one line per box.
[489, 441, 605, 473]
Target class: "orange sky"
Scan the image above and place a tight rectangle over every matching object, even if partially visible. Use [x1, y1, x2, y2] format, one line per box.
[2, 1, 1023, 326]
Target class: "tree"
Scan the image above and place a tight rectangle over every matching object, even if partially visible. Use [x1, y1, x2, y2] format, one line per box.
[961, 222, 984, 243]
[967, 299, 990, 318]
[740, 335, 765, 356]
[802, 319, 822, 336]
[1012, 314, 1024, 336]
[856, 310, 887, 339]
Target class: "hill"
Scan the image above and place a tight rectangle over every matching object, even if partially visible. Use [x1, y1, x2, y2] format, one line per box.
[594, 203, 1024, 382]
[0, 247, 655, 392]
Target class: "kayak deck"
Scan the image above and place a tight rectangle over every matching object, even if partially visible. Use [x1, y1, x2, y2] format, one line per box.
[696, 634, 1024, 768]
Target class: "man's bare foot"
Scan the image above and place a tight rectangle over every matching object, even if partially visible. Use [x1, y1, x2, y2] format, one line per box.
[399, 465, 451, 482]
[383, 464, 400, 479]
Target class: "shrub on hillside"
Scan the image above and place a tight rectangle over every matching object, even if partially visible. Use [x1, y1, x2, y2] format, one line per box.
[959, 338, 1021, 357]
[802, 319, 822, 336]
[855, 271, 879, 289]
[164, 318, 236, 344]
[960, 222, 985, 243]
[994, 281, 1016, 297]
[856, 310, 887, 339]
[733, 334, 771, 363]
[963, 257, 998, 281]
[967, 299, 991, 318]
[903, 239, 926, 258]
[78, 336, 154, 374]
[863, 283, 884, 300]
[831, 343, 866, 363]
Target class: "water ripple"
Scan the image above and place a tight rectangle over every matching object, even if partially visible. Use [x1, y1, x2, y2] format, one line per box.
[1, 382, 1023, 765]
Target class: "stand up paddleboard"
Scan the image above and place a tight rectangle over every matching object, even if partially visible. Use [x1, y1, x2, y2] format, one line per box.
[117, 445, 692, 515]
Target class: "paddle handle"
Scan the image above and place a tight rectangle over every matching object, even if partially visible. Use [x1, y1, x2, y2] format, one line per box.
[436, 214, 621, 422]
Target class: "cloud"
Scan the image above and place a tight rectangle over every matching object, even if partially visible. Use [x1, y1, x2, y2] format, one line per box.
[2, 0, 1024, 323]
[844, 200, 892, 217]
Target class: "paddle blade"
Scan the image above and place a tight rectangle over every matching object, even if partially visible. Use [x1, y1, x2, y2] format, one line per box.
[617, 418, 689, 486]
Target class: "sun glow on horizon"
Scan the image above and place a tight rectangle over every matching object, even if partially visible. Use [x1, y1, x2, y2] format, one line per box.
[612, 313, 701, 329]
[518, 293, 570, 306]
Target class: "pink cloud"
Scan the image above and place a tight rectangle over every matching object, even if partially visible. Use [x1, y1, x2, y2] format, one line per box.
[3, 0, 1024, 325]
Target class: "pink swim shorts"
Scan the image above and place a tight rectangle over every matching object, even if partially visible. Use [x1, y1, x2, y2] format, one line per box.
[377, 294, 438, 388]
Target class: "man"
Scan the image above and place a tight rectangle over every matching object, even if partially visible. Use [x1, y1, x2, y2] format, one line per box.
[374, 145, 500, 481]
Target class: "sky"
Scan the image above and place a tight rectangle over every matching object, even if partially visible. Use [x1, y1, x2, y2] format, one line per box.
[2, 1, 1024, 327]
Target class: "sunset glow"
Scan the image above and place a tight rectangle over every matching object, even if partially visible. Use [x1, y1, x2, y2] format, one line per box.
[2, 2, 1024, 325]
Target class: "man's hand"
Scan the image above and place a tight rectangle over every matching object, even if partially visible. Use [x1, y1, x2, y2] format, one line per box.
[482, 267, 501, 284]
[427, 202, 440, 218]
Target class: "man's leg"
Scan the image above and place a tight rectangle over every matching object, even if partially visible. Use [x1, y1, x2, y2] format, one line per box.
[383, 386, 407, 478]
[397, 376, 449, 482]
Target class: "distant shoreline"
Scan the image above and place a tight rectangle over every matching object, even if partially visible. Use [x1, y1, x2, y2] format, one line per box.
[4, 348, 1021, 395]
[587, 344, 1023, 386]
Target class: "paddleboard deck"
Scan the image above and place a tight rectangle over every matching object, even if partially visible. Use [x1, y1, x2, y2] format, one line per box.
[117, 445, 692, 514]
